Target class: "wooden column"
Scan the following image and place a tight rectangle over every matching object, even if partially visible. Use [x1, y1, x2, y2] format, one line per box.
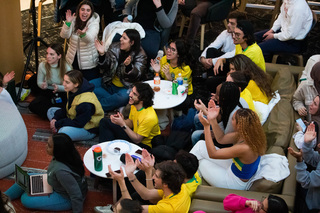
[0, 1, 24, 83]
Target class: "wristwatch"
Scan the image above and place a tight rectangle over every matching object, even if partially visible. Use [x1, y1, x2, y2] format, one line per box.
[122, 125, 127, 130]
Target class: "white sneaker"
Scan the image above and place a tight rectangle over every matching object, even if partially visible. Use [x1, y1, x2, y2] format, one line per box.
[94, 204, 113, 213]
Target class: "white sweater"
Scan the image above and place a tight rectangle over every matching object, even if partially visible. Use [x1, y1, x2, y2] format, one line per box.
[60, 13, 100, 70]
[272, 0, 312, 41]
[200, 30, 235, 65]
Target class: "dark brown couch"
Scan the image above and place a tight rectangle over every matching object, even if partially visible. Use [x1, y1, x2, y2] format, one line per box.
[189, 63, 304, 213]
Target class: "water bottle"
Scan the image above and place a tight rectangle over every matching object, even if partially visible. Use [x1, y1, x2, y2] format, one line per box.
[93, 146, 103, 171]
[176, 73, 183, 85]
[154, 72, 160, 92]
[149, 50, 164, 72]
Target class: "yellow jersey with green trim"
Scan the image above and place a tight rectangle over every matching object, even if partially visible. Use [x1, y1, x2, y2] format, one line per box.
[129, 105, 160, 147]
[160, 56, 193, 95]
[184, 172, 201, 197]
[235, 43, 266, 71]
[148, 184, 191, 213]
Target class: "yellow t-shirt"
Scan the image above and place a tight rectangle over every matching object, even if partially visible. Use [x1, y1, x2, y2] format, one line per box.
[160, 56, 193, 95]
[235, 43, 266, 71]
[129, 105, 161, 147]
[246, 80, 269, 104]
[184, 172, 201, 197]
[148, 184, 191, 213]
[112, 75, 124, 87]
[240, 88, 255, 112]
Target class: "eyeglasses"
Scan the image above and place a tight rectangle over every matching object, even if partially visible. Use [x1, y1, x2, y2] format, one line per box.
[232, 32, 243, 38]
[260, 196, 267, 213]
[166, 45, 177, 53]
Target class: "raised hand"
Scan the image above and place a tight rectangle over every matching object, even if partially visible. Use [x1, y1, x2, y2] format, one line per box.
[3, 71, 15, 85]
[137, 149, 155, 172]
[213, 58, 224, 75]
[198, 110, 210, 127]
[77, 27, 88, 35]
[65, 10, 76, 23]
[207, 99, 220, 121]
[124, 153, 138, 176]
[304, 122, 316, 143]
[288, 147, 303, 162]
[108, 165, 125, 181]
[95, 40, 105, 56]
[152, 0, 162, 8]
[124, 55, 132, 66]
[194, 99, 207, 112]
[150, 59, 160, 73]
[162, 64, 171, 80]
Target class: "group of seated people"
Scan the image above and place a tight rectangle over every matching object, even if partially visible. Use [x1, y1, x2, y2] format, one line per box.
[1, 0, 319, 212]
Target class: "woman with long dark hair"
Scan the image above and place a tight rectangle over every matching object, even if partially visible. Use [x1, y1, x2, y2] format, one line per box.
[91, 28, 147, 112]
[192, 82, 249, 146]
[151, 39, 193, 113]
[151, 39, 193, 95]
[5, 133, 87, 212]
[229, 54, 274, 104]
[48, 70, 104, 141]
[28, 43, 72, 118]
[60, 0, 100, 81]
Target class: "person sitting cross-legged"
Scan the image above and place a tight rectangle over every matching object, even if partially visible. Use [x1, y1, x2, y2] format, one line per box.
[207, 20, 265, 93]
[99, 82, 161, 151]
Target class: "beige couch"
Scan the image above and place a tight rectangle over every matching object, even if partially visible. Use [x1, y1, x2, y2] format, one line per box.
[189, 63, 304, 213]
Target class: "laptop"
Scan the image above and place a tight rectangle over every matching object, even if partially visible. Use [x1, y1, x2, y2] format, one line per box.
[15, 164, 53, 196]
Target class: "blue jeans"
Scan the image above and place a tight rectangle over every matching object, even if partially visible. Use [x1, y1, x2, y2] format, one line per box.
[141, 29, 161, 60]
[191, 113, 205, 146]
[5, 183, 71, 211]
[90, 78, 129, 112]
[255, 29, 303, 61]
[47, 107, 96, 141]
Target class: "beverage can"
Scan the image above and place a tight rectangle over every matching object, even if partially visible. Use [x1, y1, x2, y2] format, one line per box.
[172, 80, 178, 95]
[93, 146, 103, 171]
[183, 77, 188, 85]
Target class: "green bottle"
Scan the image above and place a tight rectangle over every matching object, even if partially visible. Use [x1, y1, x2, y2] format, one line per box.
[93, 146, 103, 171]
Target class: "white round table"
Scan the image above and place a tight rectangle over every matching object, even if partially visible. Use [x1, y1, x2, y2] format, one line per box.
[83, 140, 141, 203]
[145, 80, 187, 109]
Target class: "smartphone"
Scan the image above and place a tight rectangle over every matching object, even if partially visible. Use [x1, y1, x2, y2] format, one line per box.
[296, 118, 306, 132]
[135, 149, 142, 155]
[105, 170, 120, 177]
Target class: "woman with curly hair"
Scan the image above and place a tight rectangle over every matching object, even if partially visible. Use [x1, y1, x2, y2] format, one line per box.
[229, 54, 274, 104]
[191, 106, 266, 190]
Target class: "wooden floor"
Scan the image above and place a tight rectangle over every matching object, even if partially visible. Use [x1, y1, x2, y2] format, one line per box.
[0, 99, 113, 212]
